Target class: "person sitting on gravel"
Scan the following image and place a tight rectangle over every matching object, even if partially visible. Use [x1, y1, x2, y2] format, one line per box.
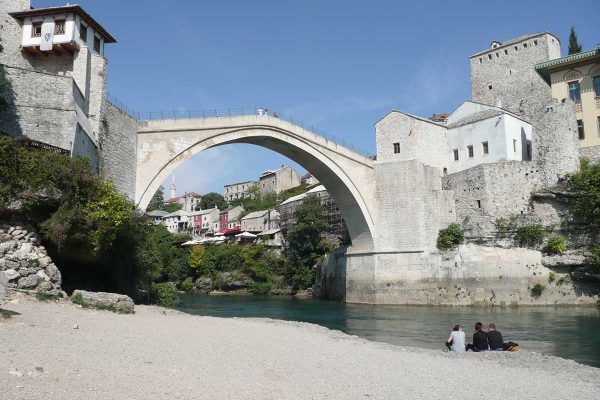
[487, 323, 504, 351]
[446, 324, 466, 352]
[465, 322, 489, 352]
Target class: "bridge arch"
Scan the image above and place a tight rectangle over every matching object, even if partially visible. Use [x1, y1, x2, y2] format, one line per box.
[136, 115, 376, 251]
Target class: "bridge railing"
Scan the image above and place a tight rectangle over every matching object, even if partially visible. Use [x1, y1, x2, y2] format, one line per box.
[105, 94, 374, 158]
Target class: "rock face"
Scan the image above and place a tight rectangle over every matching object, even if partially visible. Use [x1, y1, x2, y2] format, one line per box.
[0, 222, 62, 293]
[71, 290, 135, 314]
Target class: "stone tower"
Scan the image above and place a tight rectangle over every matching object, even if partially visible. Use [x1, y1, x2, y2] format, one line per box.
[469, 32, 579, 185]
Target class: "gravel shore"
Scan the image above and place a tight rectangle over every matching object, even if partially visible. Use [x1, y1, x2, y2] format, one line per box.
[1, 293, 598, 400]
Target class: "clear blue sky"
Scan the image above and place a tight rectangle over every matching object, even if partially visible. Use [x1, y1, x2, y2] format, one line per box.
[36, 1, 600, 197]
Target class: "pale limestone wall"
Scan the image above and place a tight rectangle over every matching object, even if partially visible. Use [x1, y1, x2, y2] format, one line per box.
[98, 100, 138, 199]
[443, 161, 542, 236]
[320, 244, 597, 305]
[373, 159, 455, 252]
[470, 33, 560, 112]
[375, 111, 448, 168]
[0, 65, 77, 150]
[580, 145, 600, 163]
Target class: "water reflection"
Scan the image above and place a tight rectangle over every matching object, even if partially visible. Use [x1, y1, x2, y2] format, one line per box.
[176, 294, 600, 368]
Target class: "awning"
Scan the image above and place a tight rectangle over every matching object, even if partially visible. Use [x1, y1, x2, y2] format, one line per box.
[235, 231, 257, 238]
[258, 228, 282, 236]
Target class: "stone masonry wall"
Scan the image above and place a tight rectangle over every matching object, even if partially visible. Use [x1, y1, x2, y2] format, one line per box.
[443, 161, 543, 237]
[580, 145, 600, 163]
[99, 100, 138, 200]
[374, 159, 455, 252]
[0, 223, 62, 293]
[0, 65, 77, 150]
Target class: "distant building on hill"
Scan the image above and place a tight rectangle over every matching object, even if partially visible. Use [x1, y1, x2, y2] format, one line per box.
[165, 192, 202, 212]
[223, 180, 257, 202]
[259, 166, 302, 197]
[219, 205, 244, 232]
[301, 172, 319, 187]
[241, 209, 279, 233]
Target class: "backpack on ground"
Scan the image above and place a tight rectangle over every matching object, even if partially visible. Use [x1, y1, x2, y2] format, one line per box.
[503, 342, 519, 352]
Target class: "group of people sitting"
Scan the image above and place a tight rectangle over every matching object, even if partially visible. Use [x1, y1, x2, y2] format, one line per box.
[446, 322, 513, 352]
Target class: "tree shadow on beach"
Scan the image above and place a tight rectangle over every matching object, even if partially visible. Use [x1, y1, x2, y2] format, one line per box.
[0, 307, 21, 319]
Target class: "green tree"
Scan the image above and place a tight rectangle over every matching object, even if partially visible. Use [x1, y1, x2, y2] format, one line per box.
[436, 223, 464, 250]
[568, 26, 582, 55]
[146, 185, 165, 212]
[163, 202, 183, 213]
[187, 245, 205, 269]
[198, 192, 226, 210]
[285, 195, 329, 290]
[568, 158, 600, 228]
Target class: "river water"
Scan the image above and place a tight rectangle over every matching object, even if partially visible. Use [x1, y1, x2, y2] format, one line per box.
[176, 294, 600, 368]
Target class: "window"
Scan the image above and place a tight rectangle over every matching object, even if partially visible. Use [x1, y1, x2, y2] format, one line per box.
[453, 149, 459, 161]
[479, 57, 482, 64]
[577, 119, 585, 140]
[467, 145, 474, 158]
[54, 20, 65, 35]
[93, 36, 101, 53]
[527, 144, 532, 160]
[482, 141, 489, 154]
[79, 22, 87, 41]
[476, 200, 481, 208]
[488, 85, 493, 90]
[31, 21, 42, 37]
[443, 167, 448, 176]
[514, 46, 518, 51]
[523, 42, 528, 48]
[488, 54, 492, 60]
[393, 142, 400, 154]
[534, 40, 538, 46]
[568, 81, 581, 101]
[496, 52, 499, 58]
[593, 76, 600, 97]
[513, 139, 517, 152]
[504, 49, 508, 55]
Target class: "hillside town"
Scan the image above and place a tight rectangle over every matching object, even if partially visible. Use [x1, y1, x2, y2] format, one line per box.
[146, 165, 350, 248]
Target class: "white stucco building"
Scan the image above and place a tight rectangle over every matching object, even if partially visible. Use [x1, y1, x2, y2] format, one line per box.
[223, 180, 257, 202]
[241, 209, 280, 233]
[376, 100, 532, 176]
[162, 210, 191, 234]
[259, 166, 303, 196]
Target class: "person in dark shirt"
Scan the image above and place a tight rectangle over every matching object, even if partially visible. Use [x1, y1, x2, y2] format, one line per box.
[487, 323, 504, 351]
[465, 322, 489, 352]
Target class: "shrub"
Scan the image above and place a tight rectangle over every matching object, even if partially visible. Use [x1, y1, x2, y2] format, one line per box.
[436, 223, 464, 250]
[557, 275, 571, 286]
[514, 224, 545, 247]
[249, 282, 273, 295]
[591, 244, 600, 265]
[180, 277, 194, 293]
[544, 235, 568, 254]
[494, 217, 517, 235]
[531, 283, 545, 298]
[36, 292, 60, 302]
[150, 283, 178, 306]
[548, 272, 556, 283]
[567, 158, 600, 228]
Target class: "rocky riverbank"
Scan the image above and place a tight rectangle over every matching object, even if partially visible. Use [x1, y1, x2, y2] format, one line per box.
[1, 293, 598, 400]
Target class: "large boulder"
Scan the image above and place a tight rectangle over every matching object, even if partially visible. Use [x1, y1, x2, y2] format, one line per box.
[4, 269, 19, 281]
[194, 276, 213, 294]
[0, 271, 7, 299]
[71, 290, 134, 314]
[45, 264, 62, 284]
[17, 274, 39, 289]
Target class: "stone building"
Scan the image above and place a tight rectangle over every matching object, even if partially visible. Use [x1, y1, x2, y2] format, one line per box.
[190, 208, 220, 236]
[219, 205, 244, 232]
[535, 44, 600, 160]
[0, 1, 138, 199]
[163, 210, 190, 234]
[258, 166, 302, 197]
[241, 209, 279, 233]
[165, 191, 202, 212]
[223, 180, 257, 202]
[278, 185, 350, 243]
[145, 210, 167, 225]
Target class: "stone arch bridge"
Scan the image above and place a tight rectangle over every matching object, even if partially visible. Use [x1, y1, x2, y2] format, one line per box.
[135, 115, 376, 251]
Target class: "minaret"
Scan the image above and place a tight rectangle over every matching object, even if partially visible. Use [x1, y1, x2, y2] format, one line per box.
[170, 175, 177, 199]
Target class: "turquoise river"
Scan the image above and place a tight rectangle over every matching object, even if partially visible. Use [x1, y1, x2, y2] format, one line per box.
[176, 294, 600, 368]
